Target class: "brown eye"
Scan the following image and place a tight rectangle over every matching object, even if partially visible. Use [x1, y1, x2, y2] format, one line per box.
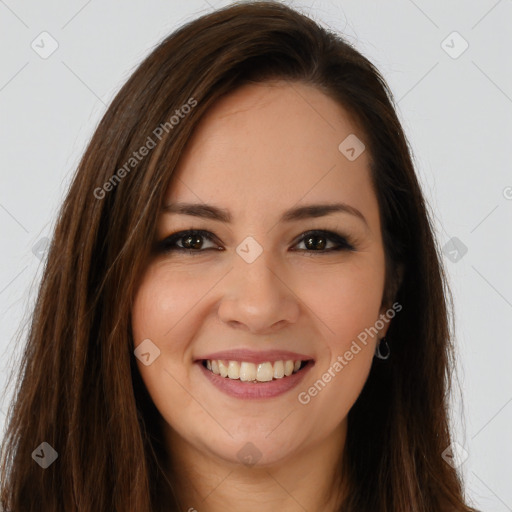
[156, 229, 355, 255]
[294, 230, 355, 252]
[303, 234, 327, 250]
[181, 233, 205, 250]
[156, 230, 220, 254]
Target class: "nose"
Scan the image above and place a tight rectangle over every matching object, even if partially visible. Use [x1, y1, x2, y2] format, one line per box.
[217, 248, 300, 334]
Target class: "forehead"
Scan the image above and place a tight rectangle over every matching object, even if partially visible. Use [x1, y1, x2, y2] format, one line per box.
[166, 81, 379, 228]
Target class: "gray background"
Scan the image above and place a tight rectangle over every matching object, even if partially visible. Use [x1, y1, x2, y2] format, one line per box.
[1, 0, 511, 509]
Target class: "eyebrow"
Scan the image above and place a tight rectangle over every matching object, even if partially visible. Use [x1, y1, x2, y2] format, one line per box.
[162, 201, 368, 227]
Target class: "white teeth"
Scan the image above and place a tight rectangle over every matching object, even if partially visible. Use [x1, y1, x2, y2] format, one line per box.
[239, 362, 256, 381]
[218, 360, 229, 378]
[203, 359, 305, 382]
[228, 361, 240, 379]
[273, 360, 284, 378]
[284, 360, 294, 376]
[256, 362, 273, 382]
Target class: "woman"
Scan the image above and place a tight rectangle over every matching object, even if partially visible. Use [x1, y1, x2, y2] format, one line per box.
[0, 2, 478, 511]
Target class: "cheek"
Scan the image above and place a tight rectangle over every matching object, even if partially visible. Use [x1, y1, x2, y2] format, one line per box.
[131, 263, 207, 341]
[296, 268, 381, 427]
[299, 256, 386, 345]
[296, 257, 384, 412]
[130, 265, 193, 382]
[131, 265, 201, 428]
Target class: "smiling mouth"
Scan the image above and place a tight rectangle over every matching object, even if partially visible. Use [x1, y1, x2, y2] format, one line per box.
[201, 359, 311, 383]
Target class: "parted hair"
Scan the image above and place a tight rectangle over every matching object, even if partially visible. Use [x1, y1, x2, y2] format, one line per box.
[1, 2, 477, 511]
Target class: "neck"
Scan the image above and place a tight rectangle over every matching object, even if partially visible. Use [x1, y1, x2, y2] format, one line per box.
[164, 421, 348, 512]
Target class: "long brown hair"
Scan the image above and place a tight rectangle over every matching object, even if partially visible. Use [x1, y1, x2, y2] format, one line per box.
[1, 2, 477, 511]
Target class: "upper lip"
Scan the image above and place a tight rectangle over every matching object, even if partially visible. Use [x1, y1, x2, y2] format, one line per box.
[195, 349, 315, 364]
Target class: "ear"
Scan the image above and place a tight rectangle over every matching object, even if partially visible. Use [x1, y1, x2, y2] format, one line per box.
[381, 262, 404, 310]
[378, 262, 404, 337]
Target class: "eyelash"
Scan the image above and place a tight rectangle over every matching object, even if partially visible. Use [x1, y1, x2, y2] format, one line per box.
[155, 229, 356, 255]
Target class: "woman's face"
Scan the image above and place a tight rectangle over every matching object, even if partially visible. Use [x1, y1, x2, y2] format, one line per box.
[132, 81, 390, 467]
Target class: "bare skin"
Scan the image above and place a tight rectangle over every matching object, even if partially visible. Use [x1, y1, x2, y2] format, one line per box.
[132, 80, 392, 511]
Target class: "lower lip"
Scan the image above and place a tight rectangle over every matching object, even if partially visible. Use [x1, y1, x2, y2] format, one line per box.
[197, 361, 314, 400]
